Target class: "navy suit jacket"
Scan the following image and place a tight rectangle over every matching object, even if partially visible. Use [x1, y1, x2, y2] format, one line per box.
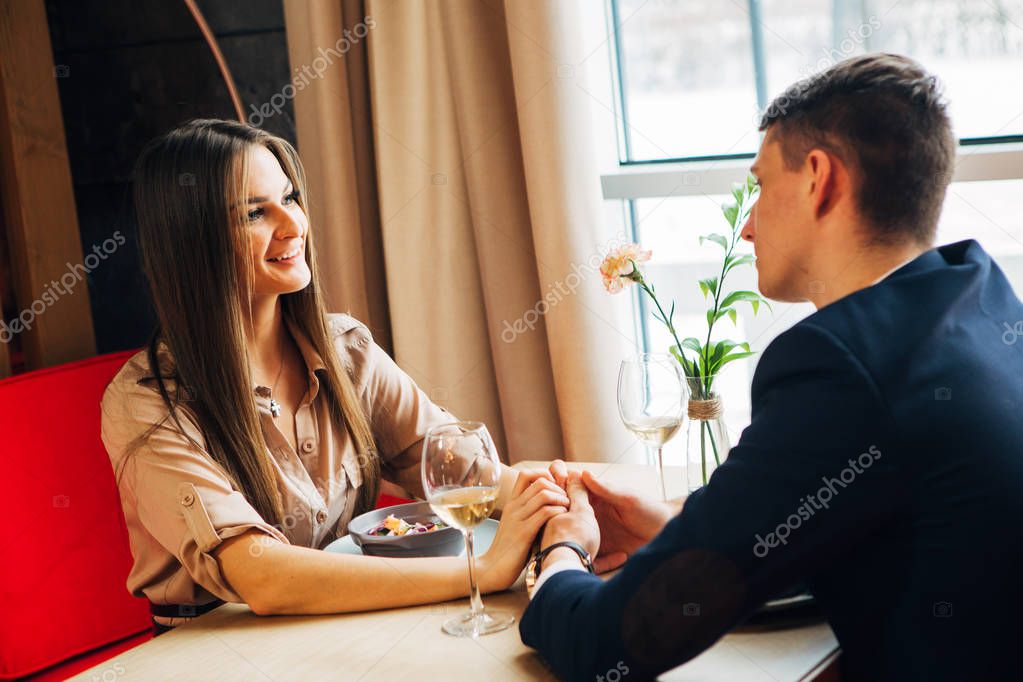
[520, 241, 1023, 681]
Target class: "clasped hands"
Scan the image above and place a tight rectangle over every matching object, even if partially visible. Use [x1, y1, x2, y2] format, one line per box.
[478, 460, 680, 592]
[532, 460, 679, 575]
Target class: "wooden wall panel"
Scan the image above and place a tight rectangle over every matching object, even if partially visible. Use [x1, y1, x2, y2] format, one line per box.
[0, 0, 96, 369]
[0, 183, 10, 377]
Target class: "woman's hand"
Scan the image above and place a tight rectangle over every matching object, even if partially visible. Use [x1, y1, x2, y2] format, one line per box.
[477, 470, 568, 592]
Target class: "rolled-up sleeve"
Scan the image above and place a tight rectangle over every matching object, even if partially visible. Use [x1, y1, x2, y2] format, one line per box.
[101, 378, 289, 604]
[334, 318, 453, 498]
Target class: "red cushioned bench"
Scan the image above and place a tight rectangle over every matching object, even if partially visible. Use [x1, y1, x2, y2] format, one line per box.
[0, 351, 410, 681]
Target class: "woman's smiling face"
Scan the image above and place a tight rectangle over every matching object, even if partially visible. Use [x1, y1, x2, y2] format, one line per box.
[242, 144, 311, 296]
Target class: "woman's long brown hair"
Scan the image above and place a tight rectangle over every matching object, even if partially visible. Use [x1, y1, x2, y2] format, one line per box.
[130, 119, 379, 526]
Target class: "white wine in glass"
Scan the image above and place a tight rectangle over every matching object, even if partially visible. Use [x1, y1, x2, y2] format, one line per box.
[618, 353, 686, 501]
[430, 486, 498, 530]
[421, 421, 514, 637]
[625, 415, 682, 447]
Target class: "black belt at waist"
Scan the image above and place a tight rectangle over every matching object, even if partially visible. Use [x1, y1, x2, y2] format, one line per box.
[149, 598, 225, 619]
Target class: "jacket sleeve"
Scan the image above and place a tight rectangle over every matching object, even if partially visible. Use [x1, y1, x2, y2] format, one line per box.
[519, 323, 903, 681]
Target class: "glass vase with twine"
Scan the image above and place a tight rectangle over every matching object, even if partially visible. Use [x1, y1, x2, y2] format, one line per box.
[685, 378, 730, 492]
[598, 176, 770, 494]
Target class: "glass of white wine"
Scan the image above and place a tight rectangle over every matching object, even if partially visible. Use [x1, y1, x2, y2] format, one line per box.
[618, 353, 687, 501]
[421, 421, 514, 637]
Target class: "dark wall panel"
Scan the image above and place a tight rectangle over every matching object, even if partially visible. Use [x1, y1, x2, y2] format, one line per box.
[45, 0, 295, 353]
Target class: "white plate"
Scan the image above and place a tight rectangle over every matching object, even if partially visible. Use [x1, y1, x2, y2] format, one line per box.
[323, 518, 500, 556]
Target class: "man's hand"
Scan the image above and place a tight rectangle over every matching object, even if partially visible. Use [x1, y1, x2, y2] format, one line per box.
[580, 469, 681, 572]
[539, 472, 608, 570]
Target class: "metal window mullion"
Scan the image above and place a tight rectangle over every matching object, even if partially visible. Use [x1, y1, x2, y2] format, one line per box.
[627, 199, 651, 354]
[608, 0, 634, 163]
[748, 0, 768, 112]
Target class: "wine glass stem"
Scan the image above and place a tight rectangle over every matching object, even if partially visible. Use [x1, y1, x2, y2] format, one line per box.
[464, 528, 484, 620]
[656, 446, 667, 502]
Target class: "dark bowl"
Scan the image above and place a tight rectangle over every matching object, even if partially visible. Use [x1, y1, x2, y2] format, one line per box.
[347, 501, 464, 558]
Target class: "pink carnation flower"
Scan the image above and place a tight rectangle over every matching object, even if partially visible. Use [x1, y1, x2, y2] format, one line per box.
[600, 243, 652, 293]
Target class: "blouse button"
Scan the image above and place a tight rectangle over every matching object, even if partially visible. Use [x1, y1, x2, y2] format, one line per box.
[181, 493, 195, 507]
[315, 510, 327, 524]
[301, 440, 315, 453]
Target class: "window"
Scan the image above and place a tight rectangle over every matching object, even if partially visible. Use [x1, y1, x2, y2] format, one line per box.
[611, 0, 1023, 162]
[601, 0, 1023, 463]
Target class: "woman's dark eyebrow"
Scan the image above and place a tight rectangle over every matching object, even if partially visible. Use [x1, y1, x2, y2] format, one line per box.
[245, 179, 294, 205]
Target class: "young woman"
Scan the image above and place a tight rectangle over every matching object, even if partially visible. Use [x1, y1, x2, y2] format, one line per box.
[101, 119, 568, 631]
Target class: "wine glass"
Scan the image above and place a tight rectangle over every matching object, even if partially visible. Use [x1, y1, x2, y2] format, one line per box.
[618, 353, 687, 501]
[421, 421, 515, 637]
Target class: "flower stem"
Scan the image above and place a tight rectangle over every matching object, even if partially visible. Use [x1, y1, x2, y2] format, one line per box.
[638, 278, 699, 384]
[700, 420, 707, 485]
[709, 424, 721, 466]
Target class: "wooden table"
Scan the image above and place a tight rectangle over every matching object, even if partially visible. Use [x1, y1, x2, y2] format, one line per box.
[73, 462, 839, 681]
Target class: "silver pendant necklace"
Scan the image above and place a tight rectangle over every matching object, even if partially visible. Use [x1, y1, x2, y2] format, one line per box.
[268, 332, 285, 419]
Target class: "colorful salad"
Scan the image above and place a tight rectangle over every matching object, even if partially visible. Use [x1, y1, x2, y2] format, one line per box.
[368, 514, 448, 537]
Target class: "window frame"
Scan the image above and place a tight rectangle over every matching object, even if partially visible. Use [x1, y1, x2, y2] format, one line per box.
[602, 0, 1023, 366]
[604, 0, 1023, 179]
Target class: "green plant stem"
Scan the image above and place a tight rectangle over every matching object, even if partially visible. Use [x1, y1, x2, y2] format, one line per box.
[708, 421, 721, 466]
[701, 199, 744, 398]
[699, 421, 707, 484]
[694, 421, 722, 486]
[638, 279, 699, 385]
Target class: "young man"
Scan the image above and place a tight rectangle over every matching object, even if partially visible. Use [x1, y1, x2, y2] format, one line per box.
[520, 54, 1023, 681]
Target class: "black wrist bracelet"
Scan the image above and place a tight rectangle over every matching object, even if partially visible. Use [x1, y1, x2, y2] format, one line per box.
[535, 541, 595, 573]
[525, 540, 596, 594]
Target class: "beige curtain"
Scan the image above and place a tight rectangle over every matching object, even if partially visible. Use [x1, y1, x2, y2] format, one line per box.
[284, 0, 636, 464]
[283, 0, 392, 353]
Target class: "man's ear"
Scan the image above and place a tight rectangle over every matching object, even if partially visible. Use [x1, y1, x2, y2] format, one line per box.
[805, 149, 839, 220]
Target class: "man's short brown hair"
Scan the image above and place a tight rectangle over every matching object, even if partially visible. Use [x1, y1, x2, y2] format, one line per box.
[759, 53, 956, 245]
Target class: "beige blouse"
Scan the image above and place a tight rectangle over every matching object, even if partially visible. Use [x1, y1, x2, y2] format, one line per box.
[100, 314, 451, 608]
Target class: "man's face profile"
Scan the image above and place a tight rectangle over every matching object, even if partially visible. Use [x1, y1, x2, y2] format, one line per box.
[744, 126, 817, 303]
